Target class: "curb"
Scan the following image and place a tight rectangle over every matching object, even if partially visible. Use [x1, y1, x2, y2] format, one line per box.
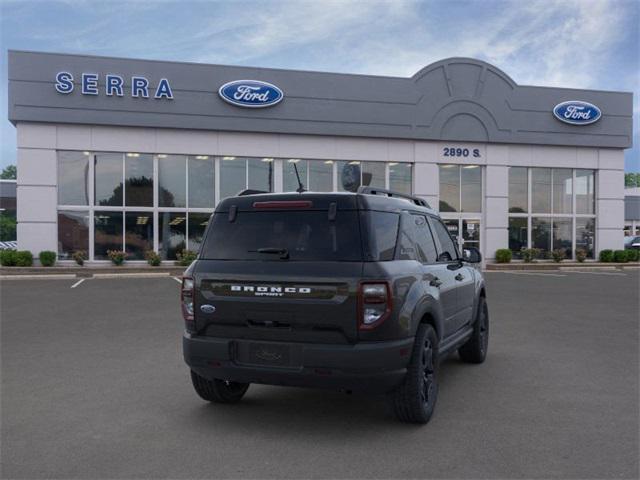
[486, 262, 638, 271]
[0, 270, 185, 280]
[0, 274, 78, 280]
[0, 266, 186, 278]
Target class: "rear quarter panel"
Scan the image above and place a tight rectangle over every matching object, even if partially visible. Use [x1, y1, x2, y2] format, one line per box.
[360, 260, 443, 341]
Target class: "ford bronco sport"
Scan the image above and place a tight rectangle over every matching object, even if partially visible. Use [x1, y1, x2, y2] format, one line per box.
[182, 187, 488, 423]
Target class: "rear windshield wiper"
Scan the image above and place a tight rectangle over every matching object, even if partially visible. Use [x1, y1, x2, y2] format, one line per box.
[250, 247, 290, 260]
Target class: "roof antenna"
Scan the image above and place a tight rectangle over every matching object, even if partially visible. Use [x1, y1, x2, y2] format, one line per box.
[293, 163, 306, 193]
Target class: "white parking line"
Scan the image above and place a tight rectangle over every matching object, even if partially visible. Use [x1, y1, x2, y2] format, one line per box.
[567, 270, 627, 276]
[172, 276, 182, 284]
[70, 278, 86, 288]
[492, 271, 567, 277]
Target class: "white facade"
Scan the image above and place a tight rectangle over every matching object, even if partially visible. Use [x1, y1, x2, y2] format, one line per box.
[16, 122, 625, 262]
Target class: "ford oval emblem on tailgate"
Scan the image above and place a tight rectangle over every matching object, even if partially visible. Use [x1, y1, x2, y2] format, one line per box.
[200, 304, 216, 314]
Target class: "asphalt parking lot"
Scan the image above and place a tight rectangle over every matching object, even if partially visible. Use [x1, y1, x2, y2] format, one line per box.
[1, 270, 638, 479]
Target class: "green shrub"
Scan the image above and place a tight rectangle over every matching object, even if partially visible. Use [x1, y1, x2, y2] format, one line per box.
[176, 249, 197, 266]
[551, 249, 565, 263]
[613, 250, 628, 263]
[145, 250, 161, 266]
[72, 250, 87, 266]
[495, 249, 512, 263]
[626, 249, 639, 262]
[538, 249, 552, 260]
[107, 250, 127, 266]
[39, 250, 57, 267]
[575, 249, 588, 263]
[0, 249, 17, 266]
[521, 248, 533, 263]
[599, 249, 614, 262]
[15, 250, 33, 267]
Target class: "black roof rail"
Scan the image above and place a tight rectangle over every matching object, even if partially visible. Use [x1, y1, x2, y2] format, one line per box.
[237, 189, 268, 196]
[357, 186, 430, 208]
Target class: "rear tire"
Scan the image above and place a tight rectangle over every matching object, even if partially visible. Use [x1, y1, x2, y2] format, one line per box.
[190, 370, 249, 404]
[458, 296, 489, 364]
[387, 324, 439, 424]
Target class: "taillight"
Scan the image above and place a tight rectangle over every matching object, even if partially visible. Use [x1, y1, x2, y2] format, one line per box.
[358, 282, 392, 330]
[181, 276, 195, 332]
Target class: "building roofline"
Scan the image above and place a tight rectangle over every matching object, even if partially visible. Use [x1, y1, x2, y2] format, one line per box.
[7, 49, 633, 96]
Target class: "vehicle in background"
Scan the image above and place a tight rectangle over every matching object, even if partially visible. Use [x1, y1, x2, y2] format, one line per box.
[624, 236, 640, 250]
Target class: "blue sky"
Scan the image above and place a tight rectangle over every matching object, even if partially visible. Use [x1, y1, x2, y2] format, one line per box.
[1, 0, 638, 171]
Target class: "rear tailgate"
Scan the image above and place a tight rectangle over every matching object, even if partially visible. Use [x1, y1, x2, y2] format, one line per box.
[194, 260, 362, 343]
[193, 203, 364, 344]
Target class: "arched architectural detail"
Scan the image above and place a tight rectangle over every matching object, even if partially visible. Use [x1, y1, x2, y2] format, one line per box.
[429, 100, 502, 142]
[412, 57, 517, 91]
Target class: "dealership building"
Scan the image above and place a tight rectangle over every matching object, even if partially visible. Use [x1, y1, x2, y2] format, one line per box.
[7, 50, 633, 262]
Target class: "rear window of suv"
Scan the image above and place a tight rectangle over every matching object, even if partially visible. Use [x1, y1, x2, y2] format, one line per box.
[201, 210, 363, 261]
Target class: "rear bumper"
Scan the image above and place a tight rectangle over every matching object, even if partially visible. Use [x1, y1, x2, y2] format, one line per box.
[183, 334, 413, 393]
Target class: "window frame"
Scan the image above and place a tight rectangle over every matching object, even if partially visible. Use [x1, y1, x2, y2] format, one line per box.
[428, 215, 460, 263]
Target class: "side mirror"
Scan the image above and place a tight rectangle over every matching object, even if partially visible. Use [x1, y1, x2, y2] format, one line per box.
[463, 247, 482, 263]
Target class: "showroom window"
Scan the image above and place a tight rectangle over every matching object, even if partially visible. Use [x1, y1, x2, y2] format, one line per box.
[389, 163, 412, 194]
[283, 159, 333, 192]
[508, 168, 596, 259]
[57, 210, 89, 259]
[58, 151, 90, 206]
[56, 152, 412, 261]
[220, 157, 273, 198]
[125, 153, 153, 207]
[438, 165, 482, 213]
[283, 160, 411, 194]
[336, 161, 395, 192]
[158, 155, 186, 208]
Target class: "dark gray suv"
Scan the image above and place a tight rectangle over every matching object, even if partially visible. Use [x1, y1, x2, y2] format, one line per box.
[182, 187, 488, 424]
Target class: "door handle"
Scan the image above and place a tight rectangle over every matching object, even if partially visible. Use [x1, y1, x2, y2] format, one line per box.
[455, 273, 465, 281]
[429, 277, 442, 287]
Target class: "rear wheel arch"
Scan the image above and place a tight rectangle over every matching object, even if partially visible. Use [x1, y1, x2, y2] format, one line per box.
[419, 311, 442, 341]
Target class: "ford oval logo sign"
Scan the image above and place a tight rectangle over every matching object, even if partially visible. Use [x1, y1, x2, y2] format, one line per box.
[553, 101, 601, 125]
[218, 80, 283, 108]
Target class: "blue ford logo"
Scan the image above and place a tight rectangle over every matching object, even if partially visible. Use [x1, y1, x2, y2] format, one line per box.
[553, 101, 601, 125]
[218, 80, 283, 108]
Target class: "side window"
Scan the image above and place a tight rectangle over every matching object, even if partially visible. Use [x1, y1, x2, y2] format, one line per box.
[365, 211, 399, 261]
[412, 214, 438, 263]
[429, 217, 459, 262]
[396, 215, 418, 261]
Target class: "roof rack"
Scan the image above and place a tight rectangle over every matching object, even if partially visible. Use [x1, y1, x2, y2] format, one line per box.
[357, 186, 430, 208]
[237, 189, 268, 196]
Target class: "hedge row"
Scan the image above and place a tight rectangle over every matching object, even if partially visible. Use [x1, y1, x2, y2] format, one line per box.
[599, 249, 639, 263]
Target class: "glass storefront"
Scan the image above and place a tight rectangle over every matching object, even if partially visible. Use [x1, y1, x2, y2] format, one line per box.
[94, 211, 123, 260]
[57, 210, 89, 259]
[335, 160, 394, 192]
[58, 151, 90, 206]
[158, 212, 186, 260]
[158, 155, 186, 208]
[283, 159, 333, 192]
[438, 164, 482, 213]
[57, 151, 411, 261]
[125, 212, 153, 260]
[508, 168, 596, 259]
[508, 217, 527, 258]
